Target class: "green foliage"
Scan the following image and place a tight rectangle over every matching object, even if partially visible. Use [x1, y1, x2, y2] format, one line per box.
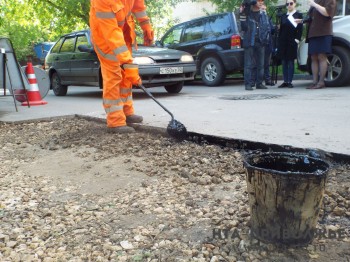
[206, 0, 281, 17]
[0, 0, 87, 62]
[141, 0, 183, 40]
[0, 0, 187, 62]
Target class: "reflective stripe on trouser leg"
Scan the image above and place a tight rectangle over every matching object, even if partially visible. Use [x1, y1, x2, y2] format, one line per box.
[97, 54, 134, 127]
[120, 68, 134, 117]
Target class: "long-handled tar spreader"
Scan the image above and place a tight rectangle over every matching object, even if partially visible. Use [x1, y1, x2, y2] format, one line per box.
[137, 84, 187, 140]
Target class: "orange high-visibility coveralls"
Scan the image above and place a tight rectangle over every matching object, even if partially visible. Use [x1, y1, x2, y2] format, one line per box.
[89, 0, 152, 127]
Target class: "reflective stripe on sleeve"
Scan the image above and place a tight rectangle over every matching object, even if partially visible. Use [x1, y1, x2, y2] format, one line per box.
[112, 45, 128, 56]
[118, 21, 125, 26]
[139, 20, 150, 26]
[134, 11, 147, 18]
[122, 63, 138, 69]
[95, 45, 119, 62]
[96, 12, 116, 19]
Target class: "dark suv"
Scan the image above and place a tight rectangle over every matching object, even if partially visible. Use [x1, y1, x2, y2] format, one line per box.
[157, 12, 244, 86]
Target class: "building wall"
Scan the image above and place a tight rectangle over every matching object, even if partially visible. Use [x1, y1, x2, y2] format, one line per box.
[173, 0, 309, 24]
[173, 0, 217, 23]
[172, 0, 315, 25]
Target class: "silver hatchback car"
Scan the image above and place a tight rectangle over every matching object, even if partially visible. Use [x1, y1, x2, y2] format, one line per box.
[45, 30, 196, 96]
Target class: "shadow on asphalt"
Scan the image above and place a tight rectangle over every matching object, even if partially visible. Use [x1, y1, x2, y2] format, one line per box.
[51, 88, 184, 100]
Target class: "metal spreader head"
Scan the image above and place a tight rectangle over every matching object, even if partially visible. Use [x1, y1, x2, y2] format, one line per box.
[167, 119, 187, 140]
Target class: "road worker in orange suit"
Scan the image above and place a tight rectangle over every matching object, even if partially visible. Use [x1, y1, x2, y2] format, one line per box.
[90, 0, 154, 133]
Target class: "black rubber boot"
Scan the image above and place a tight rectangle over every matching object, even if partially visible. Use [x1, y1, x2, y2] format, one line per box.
[107, 126, 135, 133]
[126, 114, 143, 123]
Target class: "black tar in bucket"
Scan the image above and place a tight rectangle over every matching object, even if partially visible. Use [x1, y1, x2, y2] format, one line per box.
[243, 152, 330, 246]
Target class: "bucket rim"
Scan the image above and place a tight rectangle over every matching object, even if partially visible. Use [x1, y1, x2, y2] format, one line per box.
[243, 151, 330, 177]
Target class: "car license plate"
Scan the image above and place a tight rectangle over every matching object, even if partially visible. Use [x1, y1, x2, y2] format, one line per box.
[159, 67, 183, 74]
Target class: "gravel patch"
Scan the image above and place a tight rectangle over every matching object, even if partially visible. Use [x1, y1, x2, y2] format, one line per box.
[0, 117, 349, 261]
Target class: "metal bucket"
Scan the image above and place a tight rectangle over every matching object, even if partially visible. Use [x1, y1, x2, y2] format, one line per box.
[243, 152, 330, 246]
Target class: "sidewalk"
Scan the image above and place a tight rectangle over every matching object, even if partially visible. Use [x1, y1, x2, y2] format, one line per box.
[1, 79, 350, 156]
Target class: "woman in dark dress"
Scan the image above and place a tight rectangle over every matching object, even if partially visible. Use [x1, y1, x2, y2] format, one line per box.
[277, 0, 303, 88]
[304, 0, 336, 89]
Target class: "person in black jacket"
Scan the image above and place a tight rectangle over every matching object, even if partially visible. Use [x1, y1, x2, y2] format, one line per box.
[240, 0, 271, 91]
[250, 3, 276, 87]
[277, 0, 303, 88]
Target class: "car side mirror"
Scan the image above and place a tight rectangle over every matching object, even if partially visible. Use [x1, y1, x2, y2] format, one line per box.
[78, 45, 96, 54]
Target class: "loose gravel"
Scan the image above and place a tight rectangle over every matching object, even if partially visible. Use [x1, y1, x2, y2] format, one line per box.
[0, 117, 349, 262]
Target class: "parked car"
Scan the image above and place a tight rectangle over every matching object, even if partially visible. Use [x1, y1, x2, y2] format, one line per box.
[297, 0, 350, 87]
[44, 30, 196, 96]
[156, 12, 244, 86]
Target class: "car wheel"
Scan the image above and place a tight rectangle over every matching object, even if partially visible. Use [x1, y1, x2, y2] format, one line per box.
[51, 72, 68, 96]
[325, 46, 350, 87]
[164, 81, 184, 93]
[200, 57, 226, 86]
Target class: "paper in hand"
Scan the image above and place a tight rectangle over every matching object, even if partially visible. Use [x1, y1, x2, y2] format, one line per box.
[288, 14, 297, 28]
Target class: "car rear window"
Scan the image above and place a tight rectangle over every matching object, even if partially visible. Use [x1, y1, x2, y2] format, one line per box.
[60, 37, 76, 53]
[183, 20, 205, 42]
[205, 14, 232, 37]
[50, 38, 64, 54]
[75, 34, 91, 52]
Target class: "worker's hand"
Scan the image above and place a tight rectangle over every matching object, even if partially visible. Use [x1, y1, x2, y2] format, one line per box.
[141, 23, 154, 46]
[121, 63, 142, 86]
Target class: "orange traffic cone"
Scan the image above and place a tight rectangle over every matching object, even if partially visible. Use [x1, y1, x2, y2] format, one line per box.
[22, 62, 47, 106]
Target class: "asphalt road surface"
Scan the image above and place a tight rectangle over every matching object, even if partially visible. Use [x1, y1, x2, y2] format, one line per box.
[1, 79, 349, 155]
